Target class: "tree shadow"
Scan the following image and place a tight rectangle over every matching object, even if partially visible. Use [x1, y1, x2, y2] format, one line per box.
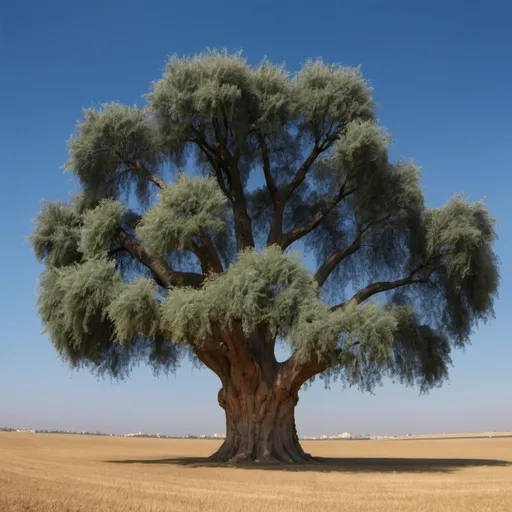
[105, 456, 512, 474]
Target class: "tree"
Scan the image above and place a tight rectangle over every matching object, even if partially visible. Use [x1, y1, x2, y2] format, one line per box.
[30, 50, 499, 464]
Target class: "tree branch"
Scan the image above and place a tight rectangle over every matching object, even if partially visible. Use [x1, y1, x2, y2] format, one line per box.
[201, 233, 224, 273]
[190, 232, 224, 275]
[215, 321, 256, 373]
[115, 152, 166, 190]
[222, 153, 255, 252]
[117, 229, 204, 288]
[283, 145, 322, 199]
[192, 128, 255, 251]
[258, 133, 284, 246]
[278, 351, 328, 393]
[273, 132, 342, 248]
[192, 133, 234, 203]
[279, 341, 360, 392]
[332, 266, 429, 311]
[283, 130, 340, 201]
[194, 341, 230, 383]
[259, 135, 277, 197]
[335, 250, 451, 309]
[314, 215, 391, 287]
[281, 184, 356, 250]
[314, 236, 362, 287]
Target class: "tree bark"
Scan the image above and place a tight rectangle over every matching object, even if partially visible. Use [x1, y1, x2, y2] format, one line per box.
[209, 380, 314, 464]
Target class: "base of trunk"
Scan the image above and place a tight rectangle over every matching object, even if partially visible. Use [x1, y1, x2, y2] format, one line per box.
[210, 390, 317, 464]
[209, 445, 317, 465]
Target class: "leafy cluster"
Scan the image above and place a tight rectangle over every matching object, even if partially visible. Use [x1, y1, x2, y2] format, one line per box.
[136, 175, 230, 254]
[80, 199, 125, 258]
[37, 258, 178, 378]
[161, 246, 320, 344]
[30, 197, 85, 268]
[30, 50, 499, 393]
[37, 259, 120, 367]
[418, 196, 499, 344]
[107, 278, 161, 343]
[66, 104, 162, 206]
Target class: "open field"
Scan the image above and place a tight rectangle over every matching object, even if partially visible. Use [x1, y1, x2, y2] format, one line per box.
[1, 432, 511, 512]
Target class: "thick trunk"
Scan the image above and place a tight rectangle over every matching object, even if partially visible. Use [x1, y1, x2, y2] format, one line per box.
[209, 384, 314, 464]
[195, 324, 318, 464]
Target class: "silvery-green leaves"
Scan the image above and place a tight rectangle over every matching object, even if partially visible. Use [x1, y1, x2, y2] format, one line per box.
[30, 50, 499, 388]
[136, 175, 230, 254]
[66, 104, 162, 205]
[80, 199, 125, 258]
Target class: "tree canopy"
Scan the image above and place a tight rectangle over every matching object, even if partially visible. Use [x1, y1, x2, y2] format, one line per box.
[31, 50, 499, 398]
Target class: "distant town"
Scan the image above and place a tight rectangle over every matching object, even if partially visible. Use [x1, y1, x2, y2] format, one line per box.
[2, 426, 509, 441]
[0, 426, 425, 440]
[0, 426, 371, 440]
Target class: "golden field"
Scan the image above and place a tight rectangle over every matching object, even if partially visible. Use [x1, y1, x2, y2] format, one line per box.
[1, 432, 511, 512]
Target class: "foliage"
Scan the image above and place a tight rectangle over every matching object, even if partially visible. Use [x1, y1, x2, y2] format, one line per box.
[30, 50, 499, 393]
[327, 305, 452, 394]
[160, 246, 319, 344]
[80, 199, 125, 258]
[37, 259, 181, 378]
[136, 175, 230, 254]
[65, 104, 162, 206]
[29, 196, 85, 268]
[37, 259, 120, 366]
[107, 278, 161, 344]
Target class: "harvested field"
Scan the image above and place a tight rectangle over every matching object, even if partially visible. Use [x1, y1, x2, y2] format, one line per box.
[1, 432, 511, 511]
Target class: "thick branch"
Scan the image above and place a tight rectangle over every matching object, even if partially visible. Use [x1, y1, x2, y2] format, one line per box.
[279, 341, 360, 392]
[224, 155, 255, 251]
[336, 251, 451, 308]
[281, 185, 356, 250]
[201, 233, 224, 273]
[332, 266, 429, 311]
[259, 134, 279, 202]
[314, 236, 362, 287]
[193, 129, 255, 251]
[215, 322, 256, 372]
[117, 230, 204, 288]
[283, 145, 322, 199]
[278, 351, 328, 393]
[190, 233, 224, 275]
[194, 341, 230, 383]
[258, 134, 284, 246]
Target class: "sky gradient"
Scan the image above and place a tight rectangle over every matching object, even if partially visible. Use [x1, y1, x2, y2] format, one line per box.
[1, 0, 511, 437]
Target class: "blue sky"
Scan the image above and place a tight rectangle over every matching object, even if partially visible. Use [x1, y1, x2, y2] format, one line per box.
[1, 0, 511, 437]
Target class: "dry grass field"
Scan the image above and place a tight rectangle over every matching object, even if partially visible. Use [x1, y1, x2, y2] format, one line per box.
[1, 432, 511, 512]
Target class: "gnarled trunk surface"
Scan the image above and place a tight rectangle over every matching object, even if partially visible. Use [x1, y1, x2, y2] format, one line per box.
[195, 325, 323, 464]
[209, 380, 314, 464]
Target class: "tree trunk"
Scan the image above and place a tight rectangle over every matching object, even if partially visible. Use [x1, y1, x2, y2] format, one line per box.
[209, 382, 314, 464]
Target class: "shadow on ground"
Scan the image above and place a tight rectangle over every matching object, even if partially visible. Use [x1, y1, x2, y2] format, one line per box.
[105, 456, 512, 474]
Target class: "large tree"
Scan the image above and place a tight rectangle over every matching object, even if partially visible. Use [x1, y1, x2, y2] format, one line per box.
[30, 51, 499, 464]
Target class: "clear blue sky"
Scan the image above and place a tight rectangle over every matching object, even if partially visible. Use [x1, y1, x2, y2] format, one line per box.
[1, 0, 511, 437]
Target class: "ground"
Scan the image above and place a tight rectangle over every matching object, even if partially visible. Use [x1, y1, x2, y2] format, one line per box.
[1, 432, 511, 511]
